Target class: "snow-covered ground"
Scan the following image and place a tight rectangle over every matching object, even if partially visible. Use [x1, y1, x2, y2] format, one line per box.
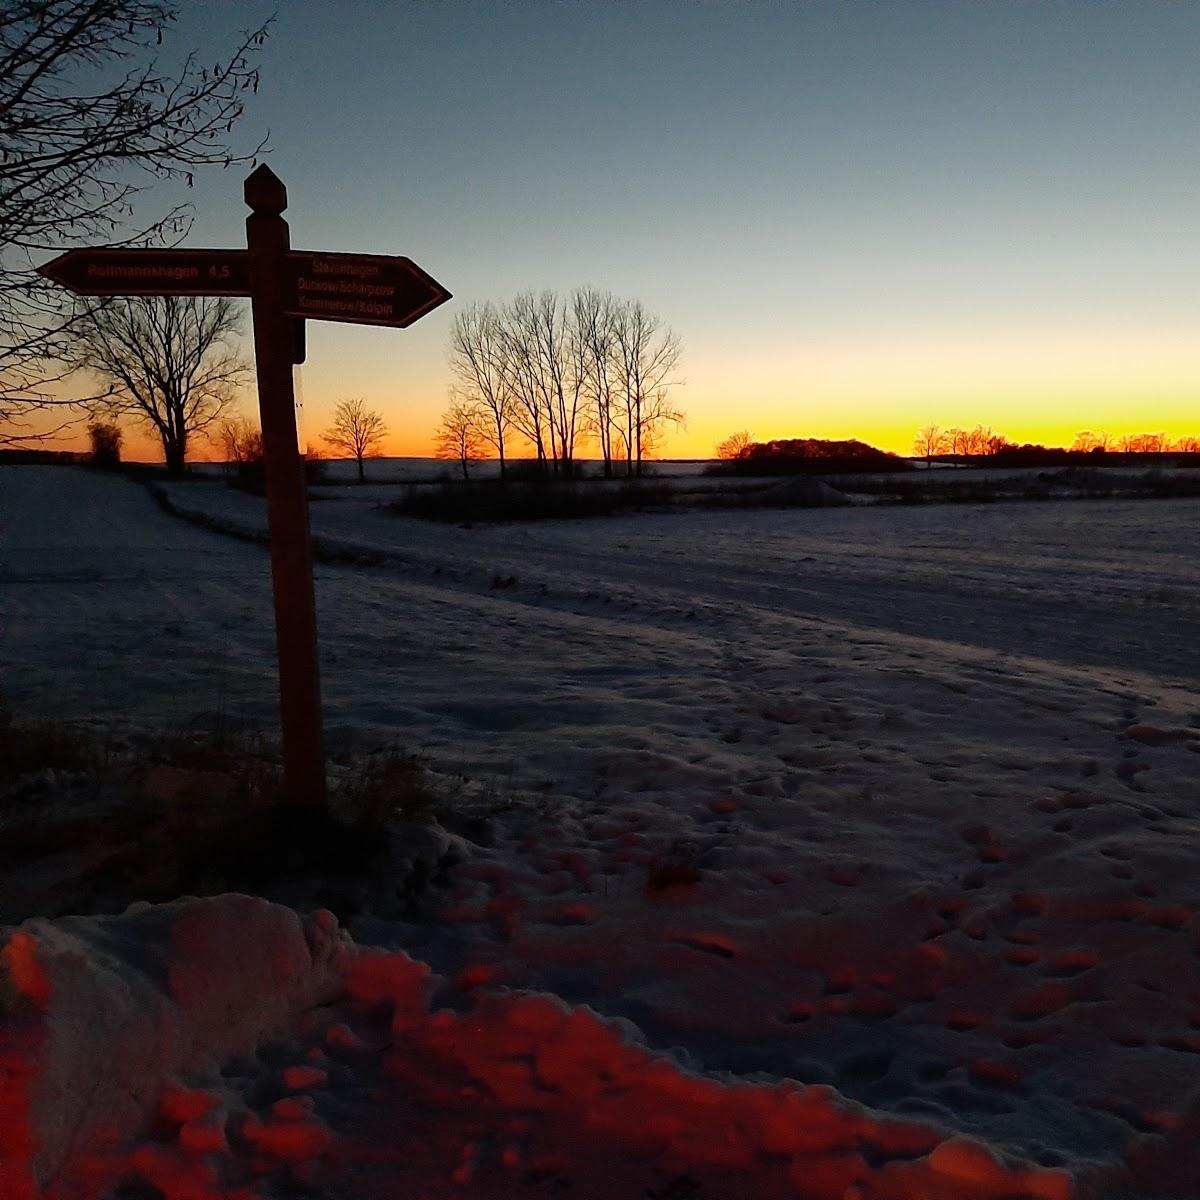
[192, 456, 721, 487]
[3, 464, 1200, 1198]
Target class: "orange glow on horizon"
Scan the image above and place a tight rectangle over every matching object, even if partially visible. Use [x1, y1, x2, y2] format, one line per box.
[25, 316, 1200, 466]
[41, 401, 1200, 467]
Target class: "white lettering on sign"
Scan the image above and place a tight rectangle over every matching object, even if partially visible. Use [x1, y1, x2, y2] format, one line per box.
[297, 296, 394, 318]
[87, 263, 201, 282]
[296, 277, 395, 299]
[310, 258, 382, 279]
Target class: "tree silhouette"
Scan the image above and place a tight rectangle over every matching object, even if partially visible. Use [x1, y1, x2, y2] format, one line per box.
[449, 302, 514, 481]
[73, 295, 247, 475]
[1071, 431, 1106, 452]
[323, 398, 387, 483]
[573, 287, 618, 477]
[611, 297, 683, 477]
[0, 1, 270, 445]
[449, 288, 684, 480]
[216, 415, 261, 474]
[86, 420, 122, 469]
[913, 424, 948, 468]
[434, 397, 486, 480]
[715, 430, 752, 460]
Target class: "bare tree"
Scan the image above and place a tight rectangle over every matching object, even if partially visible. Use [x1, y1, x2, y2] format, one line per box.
[323, 398, 388, 483]
[1174, 435, 1200, 454]
[913, 423, 948, 468]
[448, 302, 514, 480]
[978, 426, 1009, 455]
[946, 427, 973, 462]
[1072, 430, 1111, 453]
[716, 430, 752, 460]
[73, 294, 247, 475]
[611, 298, 683, 476]
[499, 292, 552, 468]
[0, 2, 270, 445]
[216, 414, 261, 473]
[573, 287, 618, 477]
[434, 396, 486, 480]
[493, 290, 590, 477]
[531, 290, 586, 476]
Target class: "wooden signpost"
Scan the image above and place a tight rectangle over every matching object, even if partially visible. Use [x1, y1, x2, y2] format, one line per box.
[39, 165, 451, 809]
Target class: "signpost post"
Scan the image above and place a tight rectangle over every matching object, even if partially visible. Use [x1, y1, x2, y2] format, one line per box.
[38, 164, 451, 810]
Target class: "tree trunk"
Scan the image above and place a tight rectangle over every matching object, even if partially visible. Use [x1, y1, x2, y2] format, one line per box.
[163, 432, 186, 478]
[356, 454, 365, 484]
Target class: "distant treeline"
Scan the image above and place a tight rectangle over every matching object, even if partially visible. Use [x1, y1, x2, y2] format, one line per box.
[912, 424, 1200, 466]
[708, 426, 1200, 475]
[0, 448, 85, 465]
[976, 444, 1200, 469]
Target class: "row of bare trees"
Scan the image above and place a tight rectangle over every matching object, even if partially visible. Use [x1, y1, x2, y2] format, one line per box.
[215, 398, 388, 482]
[446, 289, 683, 479]
[62, 283, 681, 480]
[913, 424, 1008, 465]
[56, 283, 392, 479]
[914, 424, 1200, 466]
[1070, 430, 1200, 454]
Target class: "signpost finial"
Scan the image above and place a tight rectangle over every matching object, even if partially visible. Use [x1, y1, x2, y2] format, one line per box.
[244, 164, 287, 215]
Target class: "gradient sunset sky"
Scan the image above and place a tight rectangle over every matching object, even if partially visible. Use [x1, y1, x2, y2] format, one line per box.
[63, 1, 1200, 460]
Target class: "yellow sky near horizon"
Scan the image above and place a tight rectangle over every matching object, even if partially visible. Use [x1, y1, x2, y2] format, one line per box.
[43, 395, 1200, 465]
[33, 321, 1200, 464]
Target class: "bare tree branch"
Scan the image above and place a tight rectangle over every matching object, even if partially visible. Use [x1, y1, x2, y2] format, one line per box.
[0, 1, 271, 443]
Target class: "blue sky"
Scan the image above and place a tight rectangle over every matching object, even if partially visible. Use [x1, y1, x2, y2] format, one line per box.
[122, 0, 1200, 456]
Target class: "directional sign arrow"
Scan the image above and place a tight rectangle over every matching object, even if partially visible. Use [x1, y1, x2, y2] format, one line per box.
[36, 247, 252, 297]
[280, 250, 451, 328]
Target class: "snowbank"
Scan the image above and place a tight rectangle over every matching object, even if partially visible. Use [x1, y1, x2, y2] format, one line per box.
[0, 895, 351, 1196]
[3, 897, 1074, 1199]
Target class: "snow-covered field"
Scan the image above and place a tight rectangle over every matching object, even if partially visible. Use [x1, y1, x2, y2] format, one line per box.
[2, 464, 1199, 1198]
[192, 455, 720, 487]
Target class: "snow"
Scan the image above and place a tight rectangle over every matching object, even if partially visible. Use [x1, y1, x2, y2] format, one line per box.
[3, 464, 1200, 1197]
[5, 898, 1072, 1200]
[190, 456, 720, 489]
[1, 895, 349, 1197]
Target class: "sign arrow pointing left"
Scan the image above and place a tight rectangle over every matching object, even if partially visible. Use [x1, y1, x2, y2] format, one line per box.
[37, 247, 252, 297]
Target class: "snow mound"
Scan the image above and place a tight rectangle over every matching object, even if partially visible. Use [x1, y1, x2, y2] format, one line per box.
[0, 894, 351, 1196]
[758, 476, 853, 506]
[3, 899, 1076, 1200]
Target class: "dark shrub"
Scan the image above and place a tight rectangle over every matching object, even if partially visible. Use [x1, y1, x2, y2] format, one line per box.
[87, 421, 122, 470]
[703, 437, 910, 476]
[393, 477, 673, 523]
